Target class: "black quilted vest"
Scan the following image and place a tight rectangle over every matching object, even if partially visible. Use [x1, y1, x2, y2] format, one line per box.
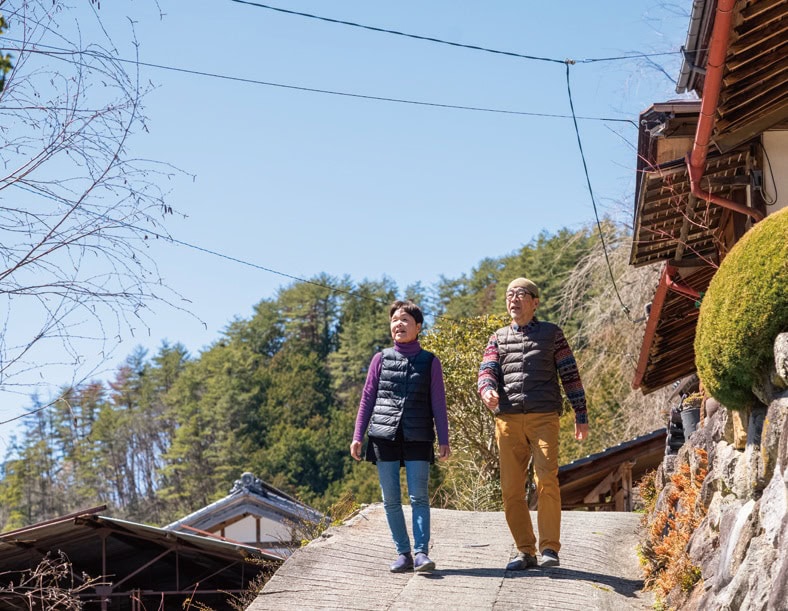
[368, 348, 435, 442]
[495, 321, 563, 414]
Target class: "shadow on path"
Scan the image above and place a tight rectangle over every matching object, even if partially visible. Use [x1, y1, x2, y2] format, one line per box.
[419, 566, 644, 598]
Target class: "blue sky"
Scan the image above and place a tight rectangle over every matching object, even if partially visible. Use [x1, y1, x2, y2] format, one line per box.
[0, 1, 691, 444]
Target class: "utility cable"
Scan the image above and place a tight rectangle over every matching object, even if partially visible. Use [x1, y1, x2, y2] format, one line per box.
[229, 0, 681, 65]
[229, 0, 564, 64]
[1, 41, 636, 125]
[564, 62, 632, 320]
[8, 182, 434, 317]
[759, 142, 779, 206]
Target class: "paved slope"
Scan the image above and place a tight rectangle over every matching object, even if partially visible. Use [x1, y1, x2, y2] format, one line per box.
[250, 504, 653, 610]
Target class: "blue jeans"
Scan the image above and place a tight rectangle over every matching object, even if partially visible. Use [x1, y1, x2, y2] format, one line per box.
[376, 460, 430, 555]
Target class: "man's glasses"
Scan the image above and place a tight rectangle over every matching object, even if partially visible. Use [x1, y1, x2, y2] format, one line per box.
[506, 289, 533, 301]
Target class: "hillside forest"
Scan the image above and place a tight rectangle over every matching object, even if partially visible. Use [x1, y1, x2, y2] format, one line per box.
[0, 222, 670, 529]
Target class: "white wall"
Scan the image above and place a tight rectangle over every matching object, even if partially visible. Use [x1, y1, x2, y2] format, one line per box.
[762, 130, 788, 215]
[216, 514, 293, 545]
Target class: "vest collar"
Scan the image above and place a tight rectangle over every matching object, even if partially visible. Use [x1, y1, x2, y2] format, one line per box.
[511, 317, 539, 333]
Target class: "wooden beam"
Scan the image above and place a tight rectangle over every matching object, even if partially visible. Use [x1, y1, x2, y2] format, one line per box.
[583, 472, 615, 505]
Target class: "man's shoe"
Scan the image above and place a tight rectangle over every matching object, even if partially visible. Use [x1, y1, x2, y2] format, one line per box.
[390, 552, 414, 573]
[505, 552, 538, 571]
[414, 552, 436, 572]
[540, 548, 560, 567]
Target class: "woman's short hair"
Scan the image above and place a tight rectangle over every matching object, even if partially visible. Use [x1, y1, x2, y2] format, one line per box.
[389, 299, 424, 325]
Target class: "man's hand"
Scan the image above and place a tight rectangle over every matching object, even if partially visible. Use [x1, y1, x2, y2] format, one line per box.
[438, 444, 451, 461]
[575, 422, 588, 441]
[350, 440, 362, 461]
[481, 388, 499, 411]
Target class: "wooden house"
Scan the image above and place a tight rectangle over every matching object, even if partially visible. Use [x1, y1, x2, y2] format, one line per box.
[164, 472, 324, 557]
[630, 0, 787, 394]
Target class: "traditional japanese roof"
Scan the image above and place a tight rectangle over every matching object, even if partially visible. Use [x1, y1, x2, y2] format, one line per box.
[165, 472, 323, 546]
[629, 0, 786, 394]
[677, 0, 788, 153]
[631, 144, 751, 268]
[633, 265, 717, 393]
[559, 429, 667, 509]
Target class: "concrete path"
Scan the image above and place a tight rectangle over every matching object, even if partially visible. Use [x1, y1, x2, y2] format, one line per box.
[250, 504, 654, 610]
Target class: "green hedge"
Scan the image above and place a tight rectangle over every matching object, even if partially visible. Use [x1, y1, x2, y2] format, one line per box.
[695, 207, 788, 410]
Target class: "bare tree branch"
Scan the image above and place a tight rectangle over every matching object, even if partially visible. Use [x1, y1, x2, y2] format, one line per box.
[0, 1, 195, 399]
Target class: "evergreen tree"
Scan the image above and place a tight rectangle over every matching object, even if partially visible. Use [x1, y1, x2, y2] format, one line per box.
[0, 223, 667, 527]
[158, 338, 265, 517]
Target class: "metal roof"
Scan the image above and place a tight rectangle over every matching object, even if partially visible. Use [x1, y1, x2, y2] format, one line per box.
[0, 507, 278, 609]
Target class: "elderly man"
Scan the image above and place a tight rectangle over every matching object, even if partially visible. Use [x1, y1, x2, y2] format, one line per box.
[478, 277, 589, 570]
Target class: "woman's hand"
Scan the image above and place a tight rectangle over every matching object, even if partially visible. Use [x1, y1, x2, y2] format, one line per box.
[438, 444, 451, 461]
[350, 440, 362, 461]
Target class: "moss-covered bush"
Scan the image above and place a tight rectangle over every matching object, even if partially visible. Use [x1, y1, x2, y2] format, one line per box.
[695, 207, 788, 410]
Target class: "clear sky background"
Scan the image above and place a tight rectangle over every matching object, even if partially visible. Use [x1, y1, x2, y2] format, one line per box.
[0, 0, 692, 446]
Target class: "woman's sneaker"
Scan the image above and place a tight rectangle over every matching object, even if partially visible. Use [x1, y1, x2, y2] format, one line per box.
[414, 552, 436, 572]
[390, 552, 414, 573]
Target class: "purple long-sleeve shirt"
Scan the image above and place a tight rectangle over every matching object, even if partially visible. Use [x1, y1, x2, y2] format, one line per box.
[353, 340, 450, 446]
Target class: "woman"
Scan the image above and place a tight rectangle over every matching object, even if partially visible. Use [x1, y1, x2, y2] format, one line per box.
[350, 299, 451, 573]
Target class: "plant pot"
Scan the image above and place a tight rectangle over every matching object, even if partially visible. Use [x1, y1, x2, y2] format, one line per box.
[681, 406, 701, 439]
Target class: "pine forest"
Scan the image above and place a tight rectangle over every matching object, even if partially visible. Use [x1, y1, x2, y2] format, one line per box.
[0, 223, 670, 530]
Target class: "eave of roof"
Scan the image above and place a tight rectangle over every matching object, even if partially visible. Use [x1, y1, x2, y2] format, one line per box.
[558, 429, 667, 506]
[0, 508, 280, 601]
[632, 265, 716, 393]
[677, 0, 717, 93]
[630, 146, 750, 267]
[165, 487, 323, 533]
[0, 511, 278, 563]
[678, 0, 788, 151]
[95, 515, 277, 559]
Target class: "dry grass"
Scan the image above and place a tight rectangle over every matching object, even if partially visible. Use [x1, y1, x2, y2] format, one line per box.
[640, 449, 708, 608]
[0, 551, 102, 609]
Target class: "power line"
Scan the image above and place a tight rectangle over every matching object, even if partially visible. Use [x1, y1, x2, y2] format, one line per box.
[8, 182, 408, 314]
[1, 41, 635, 125]
[564, 63, 632, 321]
[229, 0, 564, 64]
[229, 0, 681, 65]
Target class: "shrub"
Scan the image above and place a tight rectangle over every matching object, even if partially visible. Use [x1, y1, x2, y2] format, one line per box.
[422, 314, 508, 510]
[695, 207, 788, 410]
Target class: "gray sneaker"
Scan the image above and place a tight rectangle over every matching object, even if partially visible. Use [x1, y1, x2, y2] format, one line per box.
[506, 552, 538, 571]
[540, 548, 560, 567]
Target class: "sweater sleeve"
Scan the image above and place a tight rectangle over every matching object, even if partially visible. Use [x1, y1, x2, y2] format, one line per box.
[353, 352, 382, 442]
[477, 332, 500, 395]
[430, 356, 450, 446]
[554, 327, 588, 424]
